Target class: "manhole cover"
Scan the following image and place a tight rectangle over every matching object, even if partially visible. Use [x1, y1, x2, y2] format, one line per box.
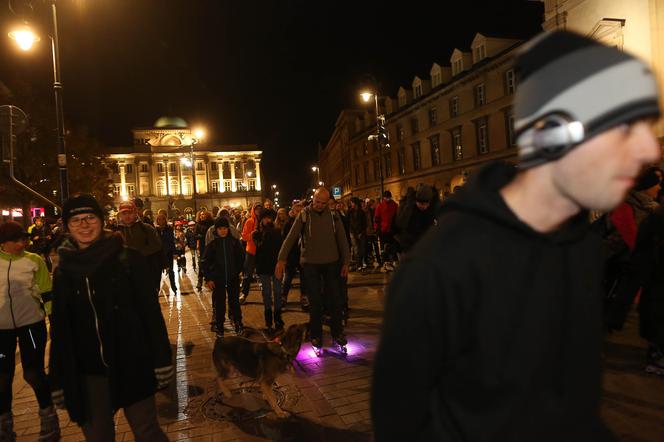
[202, 386, 287, 422]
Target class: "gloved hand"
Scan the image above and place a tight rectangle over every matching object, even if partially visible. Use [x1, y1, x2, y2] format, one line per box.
[154, 365, 174, 390]
[51, 390, 65, 409]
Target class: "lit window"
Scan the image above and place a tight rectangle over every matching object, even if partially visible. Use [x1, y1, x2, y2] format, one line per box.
[125, 164, 133, 174]
[397, 149, 406, 175]
[475, 118, 489, 154]
[157, 163, 164, 173]
[211, 162, 218, 171]
[451, 128, 463, 161]
[169, 163, 176, 173]
[140, 163, 148, 173]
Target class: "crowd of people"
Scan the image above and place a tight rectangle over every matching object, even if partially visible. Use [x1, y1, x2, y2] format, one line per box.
[0, 178, 443, 439]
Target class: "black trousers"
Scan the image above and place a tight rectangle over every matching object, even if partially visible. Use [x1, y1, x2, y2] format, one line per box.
[303, 262, 343, 340]
[0, 320, 51, 413]
[212, 279, 242, 327]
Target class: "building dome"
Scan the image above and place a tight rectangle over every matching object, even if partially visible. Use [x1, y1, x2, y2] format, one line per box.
[153, 116, 188, 129]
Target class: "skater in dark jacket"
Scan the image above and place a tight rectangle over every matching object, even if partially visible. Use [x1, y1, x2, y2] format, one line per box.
[253, 209, 284, 331]
[155, 213, 178, 295]
[201, 217, 245, 337]
[50, 194, 172, 441]
[394, 185, 439, 255]
[372, 31, 661, 441]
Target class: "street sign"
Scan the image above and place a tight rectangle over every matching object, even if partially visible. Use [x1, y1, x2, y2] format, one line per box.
[332, 186, 341, 198]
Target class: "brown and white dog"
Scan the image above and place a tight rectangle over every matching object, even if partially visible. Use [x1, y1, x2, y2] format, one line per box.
[212, 323, 308, 417]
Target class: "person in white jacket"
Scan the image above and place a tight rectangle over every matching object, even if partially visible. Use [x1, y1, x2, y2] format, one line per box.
[0, 221, 60, 441]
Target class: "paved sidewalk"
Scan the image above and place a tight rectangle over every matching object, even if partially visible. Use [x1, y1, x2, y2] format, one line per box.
[11, 256, 388, 441]
[7, 251, 664, 441]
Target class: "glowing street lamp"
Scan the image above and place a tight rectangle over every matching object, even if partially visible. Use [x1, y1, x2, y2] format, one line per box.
[360, 88, 385, 200]
[8, 25, 39, 51]
[8, 5, 69, 206]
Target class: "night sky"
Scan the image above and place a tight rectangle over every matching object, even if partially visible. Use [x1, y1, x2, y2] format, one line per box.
[1, 0, 543, 201]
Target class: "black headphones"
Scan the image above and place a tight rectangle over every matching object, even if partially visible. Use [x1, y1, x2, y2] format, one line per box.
[517, 113, 586, 163]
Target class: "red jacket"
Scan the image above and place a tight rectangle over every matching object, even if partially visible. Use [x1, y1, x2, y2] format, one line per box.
[374, 199, 398, 234]
[609, 202, 636, 250]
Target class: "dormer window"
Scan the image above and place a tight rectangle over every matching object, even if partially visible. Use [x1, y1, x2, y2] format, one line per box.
[398, 94, 407, 108]
[432, 72, 441, 87]
[414, 84, 422, 99]
[474, 44, 486, 63]
[453, 59, 463, 76]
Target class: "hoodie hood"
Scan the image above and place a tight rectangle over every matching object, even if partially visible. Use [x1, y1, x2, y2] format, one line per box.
[440, 161, 589, 244]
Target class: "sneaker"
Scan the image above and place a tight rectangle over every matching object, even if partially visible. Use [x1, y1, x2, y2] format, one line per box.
[38, 406, 60, 442]
[215, 330, 224, 339]
[234, 322, 244, 335]
[333, 333, 347, 346]
[645, 357, 664, 375]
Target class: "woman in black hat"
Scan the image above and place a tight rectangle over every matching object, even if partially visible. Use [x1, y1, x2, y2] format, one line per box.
[49, 194, 172, 441]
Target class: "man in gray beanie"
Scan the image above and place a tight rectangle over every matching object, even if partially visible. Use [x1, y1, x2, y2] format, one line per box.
[372, 30, 660, 441]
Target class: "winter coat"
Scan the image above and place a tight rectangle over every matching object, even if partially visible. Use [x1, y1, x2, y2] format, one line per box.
[348, 206, 368, 236]
[253, 225, 283, 275]
[28, 223, 53, 254]
[117, 221, 163, 291]
[50, 233, 172, 425]
[283, 217, 301, 267]
[201, 235, 244, 285]
[0, 250, 52, 328]
[372, 162, 613, 442]
[278, 206, 350, 266]
[394, 188, 439, 253]
[195, 219, 214, 254]
[241, 208, 260, 255]
[155, 224, 176, 266]
[374, 199, 398, 234]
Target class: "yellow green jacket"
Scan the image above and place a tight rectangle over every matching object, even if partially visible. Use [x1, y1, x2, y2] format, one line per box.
[0, 249, 52, 329]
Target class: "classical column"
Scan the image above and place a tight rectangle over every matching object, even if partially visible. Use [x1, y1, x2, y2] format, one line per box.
[164, 159, 170, 196]
[119, 164, 127, 199]
[230, 160, 237, 191]
[242, 159, 248, 188]
[148, 158, 154, 196]
[178, 156, 184, 196]
[203, 156, 210, 194]
[134, 158, 140, 197]
[219, 159, 224, 192]
[255, 158, 262, 191]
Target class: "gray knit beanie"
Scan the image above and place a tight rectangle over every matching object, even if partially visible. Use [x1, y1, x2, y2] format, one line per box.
[514, 30, 660, 168]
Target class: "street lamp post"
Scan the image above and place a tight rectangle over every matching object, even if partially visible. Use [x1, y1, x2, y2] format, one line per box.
[9, 3, 69, 206]
[361, 91, 385, 200]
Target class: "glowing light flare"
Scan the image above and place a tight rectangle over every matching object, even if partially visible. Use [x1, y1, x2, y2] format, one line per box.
[193, 128, 206, 140]
[180, 157, 192, 167]
[360, 91, 374, 103]
[8, 25, 40, 51]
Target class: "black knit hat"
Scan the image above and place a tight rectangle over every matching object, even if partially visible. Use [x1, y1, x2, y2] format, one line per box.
[62, 194, 104, 227]
[634, 166, 662, 191]
[514, 30, 660, 168]
[214, 217, 230, 229]
[260, 209, 276, 222]
[0, 221, 29, 244]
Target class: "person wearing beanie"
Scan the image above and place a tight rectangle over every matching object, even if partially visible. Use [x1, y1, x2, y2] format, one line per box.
[49, 194, 172, 440]
[372, 30, 660, 442]
[201, 214, 245, 337]
[394, 184, 439, 255]
[0, 222, 60, 440]
[115, 199, 164, 296]
[252, 208, 285, 331]
[204, 209, 241, 247]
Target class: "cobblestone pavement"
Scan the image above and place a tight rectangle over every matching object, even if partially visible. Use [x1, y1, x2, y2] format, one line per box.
[8, 251, 664, 441]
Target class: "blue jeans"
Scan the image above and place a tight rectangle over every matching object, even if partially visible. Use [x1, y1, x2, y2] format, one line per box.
[259, 274, 282, 327]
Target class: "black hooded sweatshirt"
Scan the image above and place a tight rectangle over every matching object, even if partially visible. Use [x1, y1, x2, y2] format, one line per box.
[371, 162, 614, 442]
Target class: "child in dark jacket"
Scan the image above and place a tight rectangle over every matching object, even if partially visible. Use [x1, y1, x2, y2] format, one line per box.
[253, 209, 284, 331]
[201, 217, 245, 337]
